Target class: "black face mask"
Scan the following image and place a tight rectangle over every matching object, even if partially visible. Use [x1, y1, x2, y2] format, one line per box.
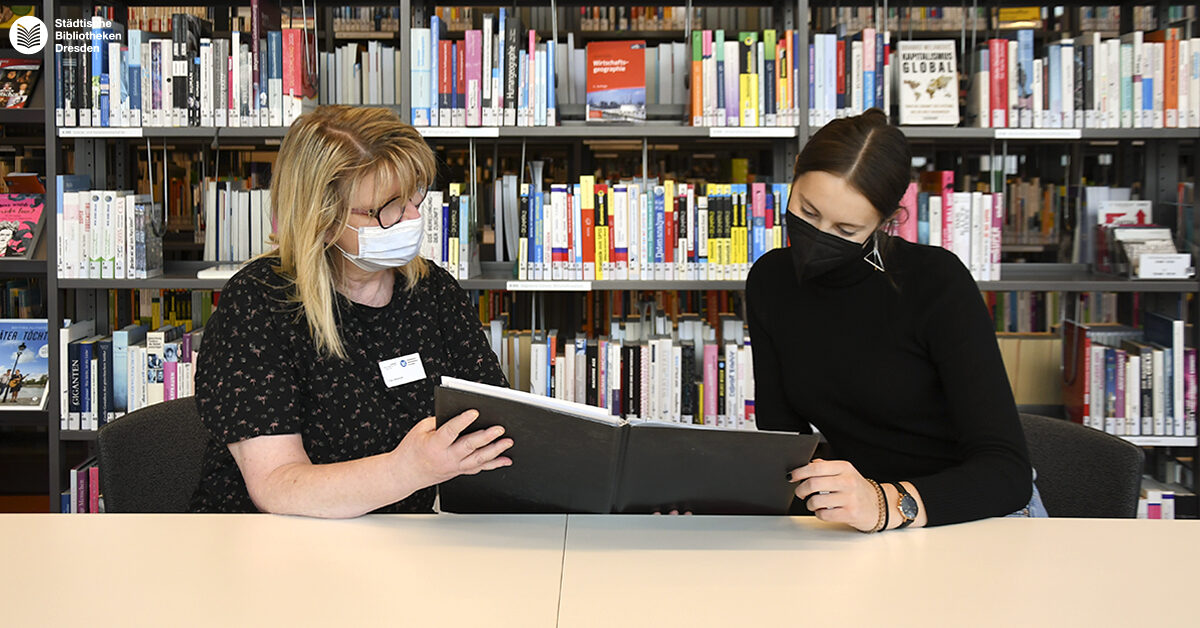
[786, 211, 871, 281]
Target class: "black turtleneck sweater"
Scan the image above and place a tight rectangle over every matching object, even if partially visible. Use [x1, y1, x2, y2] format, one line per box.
[746, 238, 1032, 526]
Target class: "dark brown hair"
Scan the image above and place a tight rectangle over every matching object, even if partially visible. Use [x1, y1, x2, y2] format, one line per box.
[792, 108, 912, 227]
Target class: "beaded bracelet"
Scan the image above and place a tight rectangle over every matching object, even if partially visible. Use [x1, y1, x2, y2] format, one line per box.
[864, 478, 886, 533]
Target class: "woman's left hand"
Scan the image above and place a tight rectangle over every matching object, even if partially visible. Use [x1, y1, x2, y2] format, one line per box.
[788, 459, 880, 532]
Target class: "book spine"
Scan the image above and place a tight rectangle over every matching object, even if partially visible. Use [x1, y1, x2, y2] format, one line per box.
[89, 465, 99, 514]
[96, 339, 113, 427]
[1186, 348, 1197, 437]
[503, 16, 519, 126]
[146, 330, 167, 406]
[1126, 354, 1140, 436]
[1141, 347, 1154, 435]
[268, 31, 283, 126]
[466, 29, 483, 127]
[75, 464, 86, 512]
[429, 16, 440, 124]
[164, 344, 178, 401]
[67, 341, 82, 430]
[79, 341, 94, 430]
[411, 28, 431, 125]
[1104, 347, 1117, 434]
[1152, 348, 1165, 435]
[702, 343, 717, 426]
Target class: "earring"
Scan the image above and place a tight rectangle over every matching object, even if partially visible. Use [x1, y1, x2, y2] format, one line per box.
[864, 233, 886, 273]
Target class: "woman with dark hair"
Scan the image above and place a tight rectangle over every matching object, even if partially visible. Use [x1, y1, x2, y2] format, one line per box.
[747, 109, 1045, 532]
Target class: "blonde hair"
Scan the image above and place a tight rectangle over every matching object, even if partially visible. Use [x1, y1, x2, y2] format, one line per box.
[266, 105, 438, 359]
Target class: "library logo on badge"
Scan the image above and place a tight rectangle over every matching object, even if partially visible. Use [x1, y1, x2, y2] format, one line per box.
[379, 353, 427, 388]
[9, 16, 48, 55]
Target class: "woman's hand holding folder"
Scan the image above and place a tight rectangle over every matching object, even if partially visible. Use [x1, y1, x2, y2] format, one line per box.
[396, 410, 514, 489]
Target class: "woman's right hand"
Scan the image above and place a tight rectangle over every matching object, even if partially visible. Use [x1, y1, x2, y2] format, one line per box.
[394, 410, 514, 490]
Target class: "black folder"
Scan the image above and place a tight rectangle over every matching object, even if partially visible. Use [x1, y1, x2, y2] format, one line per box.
[435, 378, 819, 514]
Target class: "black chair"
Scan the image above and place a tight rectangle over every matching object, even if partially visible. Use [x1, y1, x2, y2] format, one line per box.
[1019, 413, 1143, 518]
[97, 397, 210, 513]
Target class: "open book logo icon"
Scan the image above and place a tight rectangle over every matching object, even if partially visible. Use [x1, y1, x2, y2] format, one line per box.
[9, 16, 47, 55]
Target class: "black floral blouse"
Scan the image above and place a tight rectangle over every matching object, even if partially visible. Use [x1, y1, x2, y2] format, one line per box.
[189, 257, 508, 513]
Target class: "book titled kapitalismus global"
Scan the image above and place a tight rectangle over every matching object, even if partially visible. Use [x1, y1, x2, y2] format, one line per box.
[897, 40, 960, 125]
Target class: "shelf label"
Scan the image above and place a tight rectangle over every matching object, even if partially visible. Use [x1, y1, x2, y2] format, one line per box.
[505, 281, 592, 291]
[59, 127, 145, 138]
[708, 127, 796, 138]
[419, 127, 501, 138]
[1126, 436, 1198, 447]
[994, 128, 1082, 140]
[1137, 254, 1194, 280]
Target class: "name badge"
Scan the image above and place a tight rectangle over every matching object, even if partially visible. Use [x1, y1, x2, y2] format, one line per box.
[379, 353, 427, 388]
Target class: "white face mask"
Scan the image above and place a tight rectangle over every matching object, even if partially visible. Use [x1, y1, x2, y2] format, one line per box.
[335, 217, 424, 272]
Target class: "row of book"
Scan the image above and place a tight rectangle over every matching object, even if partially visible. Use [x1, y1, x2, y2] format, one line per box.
[965, 30, 1200, 130]
[1138, 475, 1194, 519]
[578, 6, 700, 32]
[810, 5, 1180, 34]
[199, 183, 274, 263]
[330, 7, 400, 34]
[986, 292, 1067, 335]
[55, 178, 165, 280]
[115, 4, 314, 33]
[0, 279, 44, 319]
[893, 178, 1005, 282]
[411, 11, 557, 127]
[813, 6, 988, 33]
[471, 289, 743, 345]
[175, 174, 1014, 283]
[55, 11, 318, 128]
[59, 318, 205, 431]
[432, 6, 768, 34]
[64, 456, 101, 514]
[459, 177, 792, 283]
[484, 313, 755, 429]
[425, 5, 1184, 38]
[1063, 314, 1198, 438]
[319, 42, 403, 107]
[641, 42, 689, 108]
[53, 16, 1200, 130]
[990, 291, 1145, 335]
[101, 288, 218, 334]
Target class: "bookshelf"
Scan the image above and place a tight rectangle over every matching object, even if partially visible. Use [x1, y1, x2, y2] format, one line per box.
[0, 410, 50, 429]
[40, 0, 1200, 517]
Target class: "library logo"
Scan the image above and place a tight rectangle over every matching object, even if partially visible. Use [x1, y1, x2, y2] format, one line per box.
[9, 15, 47, 55]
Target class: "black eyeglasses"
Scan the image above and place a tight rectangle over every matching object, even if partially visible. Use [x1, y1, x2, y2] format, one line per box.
[356, 186, 429, 229]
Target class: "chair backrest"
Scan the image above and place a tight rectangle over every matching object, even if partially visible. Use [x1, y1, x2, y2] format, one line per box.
[1019, 413, 1143, 518]
[97, 397, 210, 513]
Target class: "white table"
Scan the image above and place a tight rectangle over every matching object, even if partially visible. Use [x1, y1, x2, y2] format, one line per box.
[3, 514, 1197, 627]
[557, 515, 1200, 627]
[0, 514, 567, 628]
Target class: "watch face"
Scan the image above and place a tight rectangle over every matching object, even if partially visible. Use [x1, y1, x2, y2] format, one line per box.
[899, 494, 918, 519]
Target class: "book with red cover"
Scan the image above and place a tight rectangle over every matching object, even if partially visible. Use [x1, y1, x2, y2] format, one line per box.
[438, 40, 452, 126]
[988, 38, 1009, 127]
[586, 40, 646, 122]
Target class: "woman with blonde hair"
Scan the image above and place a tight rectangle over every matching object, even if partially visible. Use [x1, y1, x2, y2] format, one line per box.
[190, 106, 513, 517]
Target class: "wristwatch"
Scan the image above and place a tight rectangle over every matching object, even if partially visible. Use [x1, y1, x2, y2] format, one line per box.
[889, 482, 918, 529]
